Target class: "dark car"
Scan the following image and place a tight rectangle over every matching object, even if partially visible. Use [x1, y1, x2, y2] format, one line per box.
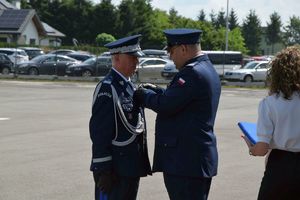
[0, 53, 14, 74]
[17, 54, 80, 76]
[48, 49, 76, 55]
[19, 47, 45, 60]
[65, 52, 94, 62]
[66, 56, 112, 77]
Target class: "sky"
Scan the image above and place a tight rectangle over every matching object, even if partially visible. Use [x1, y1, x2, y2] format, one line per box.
[108, 0, 300, 26]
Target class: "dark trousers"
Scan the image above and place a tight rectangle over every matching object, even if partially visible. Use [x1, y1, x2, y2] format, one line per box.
[95, 176, 140, 200]
[163, 173, 212, 200]
[257, 149, 300, 200]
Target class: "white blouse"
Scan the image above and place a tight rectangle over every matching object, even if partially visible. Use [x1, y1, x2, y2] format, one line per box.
[257, 92, 300, 152]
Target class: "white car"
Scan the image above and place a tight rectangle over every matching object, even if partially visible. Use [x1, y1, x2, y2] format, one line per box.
[0, 48, 29, 64]
[132, 57, 172, 82]
[224, 61, 270, 82]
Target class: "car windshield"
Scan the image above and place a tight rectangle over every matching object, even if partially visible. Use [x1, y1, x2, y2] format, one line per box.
[83, 57, 96, 64]
[244, 62, 259, 69]
[18, 51, 27, 56]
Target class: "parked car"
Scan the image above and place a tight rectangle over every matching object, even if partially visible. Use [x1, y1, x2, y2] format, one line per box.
[19, 47, 45, 60]
[47, 49, 76, 55]
[161, 62, 177, 79]
[100, 51, 111, 56]
[0, 53, 14, 74]
[65, 52, 94, 62]
[224, 61, 270, 82]
[66, 56, 112, 77]
[0, 48, 29, 64]
[142, 49, 169, 59]
[132, 57, 171, 82]
[17, 54, 80, 76]
[241, 57, 255, 67]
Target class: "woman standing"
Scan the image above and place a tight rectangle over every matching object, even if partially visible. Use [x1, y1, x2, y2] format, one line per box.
[244, 46, 300, 200]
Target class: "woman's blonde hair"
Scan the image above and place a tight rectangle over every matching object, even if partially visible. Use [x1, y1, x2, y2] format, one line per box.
[267, 46, 300, 99]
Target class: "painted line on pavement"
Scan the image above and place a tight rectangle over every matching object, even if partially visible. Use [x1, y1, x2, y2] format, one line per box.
[0, 118, 10, 121]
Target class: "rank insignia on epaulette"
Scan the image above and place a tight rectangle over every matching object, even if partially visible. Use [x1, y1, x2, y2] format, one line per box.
[177, 77, 185, 85]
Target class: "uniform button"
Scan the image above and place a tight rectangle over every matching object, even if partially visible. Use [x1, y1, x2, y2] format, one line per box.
[164, 144, 167, 147]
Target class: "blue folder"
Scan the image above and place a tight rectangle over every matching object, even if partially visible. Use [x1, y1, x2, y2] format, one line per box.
[238, 122, 258, 145]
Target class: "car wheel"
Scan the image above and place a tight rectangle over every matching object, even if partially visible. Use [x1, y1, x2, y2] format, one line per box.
[1, 67, 10, 75]
[244, 75, 253, 83]
[28, 68, 39, 75]
[81, 70, 92, 77]
[131, 72, 139, 83]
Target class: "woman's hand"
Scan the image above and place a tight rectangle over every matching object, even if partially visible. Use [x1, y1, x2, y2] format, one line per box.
[242, 135, 269, 156]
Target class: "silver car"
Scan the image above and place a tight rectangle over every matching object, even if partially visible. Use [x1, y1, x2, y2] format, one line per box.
[132, 58, 171, 82]
[0, 48, 29, 64]
[224, 61, 270, 82]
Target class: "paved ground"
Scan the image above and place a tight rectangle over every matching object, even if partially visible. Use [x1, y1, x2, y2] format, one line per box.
[0, 80, 268, 200]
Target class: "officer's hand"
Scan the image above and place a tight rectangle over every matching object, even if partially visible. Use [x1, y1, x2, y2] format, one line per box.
[94, 170, 118, 193]
[139, 83, 163, 94]
[133, 88, 146, 106]
[139, 83, 157, 90]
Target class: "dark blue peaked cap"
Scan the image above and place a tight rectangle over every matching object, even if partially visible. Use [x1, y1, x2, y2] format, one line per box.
[163, 28, 202, 47]
[104, 34, 144, 57]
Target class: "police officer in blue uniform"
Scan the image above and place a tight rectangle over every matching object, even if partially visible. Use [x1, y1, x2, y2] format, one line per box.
[89, 34, 151, 200]
[134, 29, 221, 200]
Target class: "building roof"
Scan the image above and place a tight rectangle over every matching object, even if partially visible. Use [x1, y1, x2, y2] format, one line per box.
[0, 9, 46, 35]
[0, 0, 16, 9]
[42, 22, 65, 37]
[0, 0, 65, 39]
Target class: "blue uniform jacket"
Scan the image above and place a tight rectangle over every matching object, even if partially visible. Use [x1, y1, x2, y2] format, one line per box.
[143, 54, 221, 178]
[89, 69, 151, 177]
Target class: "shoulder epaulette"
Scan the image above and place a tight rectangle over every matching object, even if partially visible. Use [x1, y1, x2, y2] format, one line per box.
[186, 61, 198, 67]
[102, 74, 113, 84]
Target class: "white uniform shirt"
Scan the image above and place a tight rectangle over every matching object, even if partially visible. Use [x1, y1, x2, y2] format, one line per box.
[257, 92, 300, 152]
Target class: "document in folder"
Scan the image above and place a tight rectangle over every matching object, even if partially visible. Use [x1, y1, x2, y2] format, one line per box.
[238, 122, 257, 145]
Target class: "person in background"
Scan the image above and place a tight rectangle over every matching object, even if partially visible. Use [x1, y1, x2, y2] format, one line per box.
[134, 28, 221, 200]
[243, 46, 300, 200]
[89, 35, 151, 200]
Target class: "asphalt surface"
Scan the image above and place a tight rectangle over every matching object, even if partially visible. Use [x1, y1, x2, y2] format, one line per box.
[0, 80, 268, 200]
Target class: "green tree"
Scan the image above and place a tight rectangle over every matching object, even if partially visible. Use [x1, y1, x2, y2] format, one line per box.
[216, 9, 226, 28]
[228, 28, 248, 53]
[148, 9, 171, 48]
[242, 10, 262, 55]
[229, 8, 239, 30]
[95, 33, 116, 46]
[197, 9, 206, 22]
[282, 16, 300, 46]
[92, 0, 118, 40]
[169, 7, 180, 27]
[131, 0, 155, 47]
[266, 12, 282, 54]
[116, 0, 136, 37]
[209, 10, 218, 28]
[207, 27, 247, 53]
